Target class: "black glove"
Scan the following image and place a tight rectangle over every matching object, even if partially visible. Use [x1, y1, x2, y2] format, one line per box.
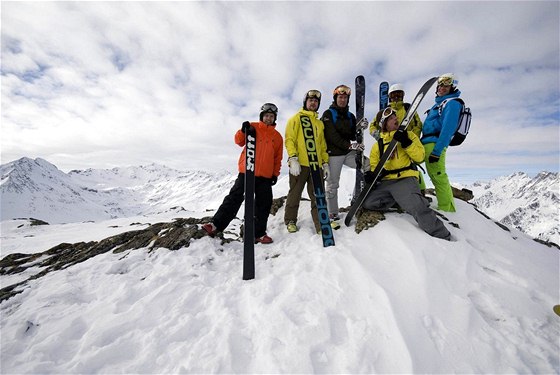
[364, 171, 376, 184]
[428, 154, 440, 163]
[271, 176, 277, 186]
[393, 129, 412, 148]
[241, 121, 251, 133]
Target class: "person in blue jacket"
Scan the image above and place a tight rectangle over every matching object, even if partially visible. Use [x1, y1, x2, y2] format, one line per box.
[420, 73, 462, 212]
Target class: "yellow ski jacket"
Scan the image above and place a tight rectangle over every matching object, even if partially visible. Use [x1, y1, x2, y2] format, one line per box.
[370, 130, 424, 180]
[285, 108, 329, 168]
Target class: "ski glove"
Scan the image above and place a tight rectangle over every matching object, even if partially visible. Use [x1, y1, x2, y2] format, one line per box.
[288, 156, 301, 176]
[393, 129, 412, 148]
[428, 154, 440, 163]
[322, 163, 330, 180]
[241, 121, 251, 133]
[364, 171, 375, 184]
[271, 176, 277, 186]
[349, 142, 365, 152]
[357, 118, 369, 130]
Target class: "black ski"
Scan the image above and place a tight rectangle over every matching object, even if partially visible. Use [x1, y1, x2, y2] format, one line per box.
[351, 75, 366, 205]
[344, 77, 438, 227]
[300, 115, 335, 247]
[379, 81, 389, 110]
[242, 124, 256, 280]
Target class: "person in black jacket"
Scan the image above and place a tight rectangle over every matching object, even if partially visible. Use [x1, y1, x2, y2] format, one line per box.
[321, 84, 368, 227]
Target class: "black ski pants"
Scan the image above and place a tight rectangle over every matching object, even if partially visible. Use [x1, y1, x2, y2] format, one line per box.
[212, 173, 273, 238]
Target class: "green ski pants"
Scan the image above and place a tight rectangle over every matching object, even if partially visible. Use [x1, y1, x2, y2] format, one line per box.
[424, 143, 456, 212]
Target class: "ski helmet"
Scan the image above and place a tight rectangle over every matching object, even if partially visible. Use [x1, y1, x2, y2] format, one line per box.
[303, 89, 321, 110]
[388, 83, 404, 95]
[260, 102, 278, 122]
[437, 73, 459, 90]
[332, 84, 351, 101]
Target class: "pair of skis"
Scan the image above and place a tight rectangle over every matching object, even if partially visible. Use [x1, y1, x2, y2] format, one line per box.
[345, 76, 438, 227]
[352, 78, 389, 204]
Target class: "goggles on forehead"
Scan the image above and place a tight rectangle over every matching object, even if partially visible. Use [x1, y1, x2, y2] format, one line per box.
[261, 103, 278, 113]
[380, 107, 396, 124]
[437, 76, 455, 86]
[333, 85, 351, 96]
[306, 90, 321, 99]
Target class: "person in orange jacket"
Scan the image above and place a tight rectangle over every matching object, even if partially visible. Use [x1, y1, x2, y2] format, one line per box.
[202, 103, 283, 244]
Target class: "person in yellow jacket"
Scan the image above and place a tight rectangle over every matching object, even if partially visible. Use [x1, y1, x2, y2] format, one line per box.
[369, 83, 423, 139]
[369, 83, 428, 195]
[362, 107, 450, 240]
[284, 89, 330, 233]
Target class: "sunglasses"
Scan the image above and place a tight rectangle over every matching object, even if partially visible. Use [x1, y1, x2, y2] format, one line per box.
[261, 103, 278, 113]
[437, 76, 454, 86]
[306, 90, 321, 99]
[380, 107, 396, 124]
[333, 85, 351, 96]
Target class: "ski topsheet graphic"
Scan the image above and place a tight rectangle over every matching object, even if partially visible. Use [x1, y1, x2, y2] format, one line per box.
[352, 75, 366, 205]
[300, 115, 335, 247]
[243, 124, 256, 280]
[379, 81, 389, 111]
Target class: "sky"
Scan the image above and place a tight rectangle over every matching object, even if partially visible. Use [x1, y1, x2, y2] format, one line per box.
[1, 1, 559, 184]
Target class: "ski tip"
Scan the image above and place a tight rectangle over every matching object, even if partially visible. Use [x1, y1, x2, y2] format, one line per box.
[553, 305, 560, 317]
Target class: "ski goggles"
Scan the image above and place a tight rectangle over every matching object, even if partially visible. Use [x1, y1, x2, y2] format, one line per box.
[333, 85, 351, 96]
[261, 103, 278, 113]
[306, 90, 321, 99]
[437, 76, 455, 87]
[380, 107, 396, 124]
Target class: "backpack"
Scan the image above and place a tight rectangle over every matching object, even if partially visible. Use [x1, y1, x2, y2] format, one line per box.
[437, 98, 471, 146]
[328, 108, 355, 129]
[423, 98, 472, 146]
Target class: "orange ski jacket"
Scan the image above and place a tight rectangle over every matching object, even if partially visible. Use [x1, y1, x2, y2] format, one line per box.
[235, 121, 283, 178]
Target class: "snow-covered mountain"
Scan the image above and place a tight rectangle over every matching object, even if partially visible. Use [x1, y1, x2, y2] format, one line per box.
[2, 157, 557, 246]
[1, 157, 238, 223]
[469, 171, 559, 245]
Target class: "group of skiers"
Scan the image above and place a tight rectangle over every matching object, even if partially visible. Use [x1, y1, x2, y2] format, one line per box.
[203, 73, 463, 243]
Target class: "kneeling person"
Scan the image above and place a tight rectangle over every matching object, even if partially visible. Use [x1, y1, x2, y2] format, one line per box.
[363, 107, 450, 240]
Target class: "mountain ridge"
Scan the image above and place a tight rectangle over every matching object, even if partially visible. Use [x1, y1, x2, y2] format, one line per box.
[1, 157, 558, 244]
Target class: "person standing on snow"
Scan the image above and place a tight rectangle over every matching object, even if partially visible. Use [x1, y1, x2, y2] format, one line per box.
[321, 84, 369, 228]
[362, 107, 451, 240]
[202, 103, 283, 244]
[284, 89, 330, 234]
[420, 73, 462, 212]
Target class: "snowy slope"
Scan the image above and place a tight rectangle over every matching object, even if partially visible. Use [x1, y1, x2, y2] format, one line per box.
[469, 171, 559, 245]
[0, 196, 558, 374]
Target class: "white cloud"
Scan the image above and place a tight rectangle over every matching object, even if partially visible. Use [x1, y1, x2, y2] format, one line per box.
[1, 1, 558, 182]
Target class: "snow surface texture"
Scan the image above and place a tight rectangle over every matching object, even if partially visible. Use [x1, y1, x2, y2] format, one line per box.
[1, 160, 559, 373]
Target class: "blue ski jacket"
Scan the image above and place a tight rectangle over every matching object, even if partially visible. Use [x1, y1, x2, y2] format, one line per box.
[421, 90, 462, 157]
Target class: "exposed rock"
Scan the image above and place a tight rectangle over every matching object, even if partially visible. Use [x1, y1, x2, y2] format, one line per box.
[354, 209, 386, 234]
[0, 216, 235, 303]
[425, 187, 473, 202]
